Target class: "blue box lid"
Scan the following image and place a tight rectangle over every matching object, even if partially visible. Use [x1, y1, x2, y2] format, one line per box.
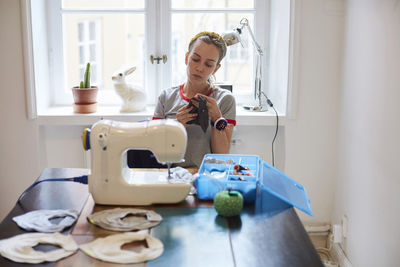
[259, 160, 313, 216]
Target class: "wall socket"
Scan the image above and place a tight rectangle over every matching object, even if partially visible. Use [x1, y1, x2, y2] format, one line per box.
[332, 224, 343, 243]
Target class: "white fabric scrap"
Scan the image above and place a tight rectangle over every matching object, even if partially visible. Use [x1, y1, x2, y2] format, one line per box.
[168, 167, 197, 183]
[13, 209, 79, 233]
[80, 231, 163, 264]
[87, 208, 162, 231]
[169, 167, 198, 194]
[0, 232, 78, 264]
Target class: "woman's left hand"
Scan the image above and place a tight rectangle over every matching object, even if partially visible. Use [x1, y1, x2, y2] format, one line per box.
[194, 93, 222, 122]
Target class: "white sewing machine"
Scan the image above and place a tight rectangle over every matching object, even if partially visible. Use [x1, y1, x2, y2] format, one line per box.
[83, 119, 191, 205]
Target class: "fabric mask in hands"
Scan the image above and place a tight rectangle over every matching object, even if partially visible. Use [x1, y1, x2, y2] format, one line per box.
[187, 96, 209, 133]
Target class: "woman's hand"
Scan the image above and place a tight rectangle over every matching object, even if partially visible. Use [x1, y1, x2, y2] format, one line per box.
[194, 93, 222, 122]
[176, 104, 197, 126]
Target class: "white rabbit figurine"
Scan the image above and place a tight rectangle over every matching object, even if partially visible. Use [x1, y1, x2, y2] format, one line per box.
[112, 66, 146, 112]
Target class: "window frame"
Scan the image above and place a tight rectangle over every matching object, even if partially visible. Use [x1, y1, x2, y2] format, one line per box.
[49, 1, 148, 106]
[22, 0, 297, 120]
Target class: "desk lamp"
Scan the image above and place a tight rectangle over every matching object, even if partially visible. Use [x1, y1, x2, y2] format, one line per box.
[223, 18, 267, 112]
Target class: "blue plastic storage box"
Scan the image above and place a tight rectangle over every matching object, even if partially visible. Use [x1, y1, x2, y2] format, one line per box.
[195, 154, 313, 216]
[196, 154, 259, 203]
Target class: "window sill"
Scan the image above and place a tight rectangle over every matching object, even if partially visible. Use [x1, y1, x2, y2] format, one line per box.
[36, 105, 285, 126]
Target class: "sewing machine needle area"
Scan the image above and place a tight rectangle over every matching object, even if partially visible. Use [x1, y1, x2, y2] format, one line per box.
[124, 169, 172, 185]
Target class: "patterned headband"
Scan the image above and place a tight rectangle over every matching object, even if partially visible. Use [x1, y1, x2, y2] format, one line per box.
[190, 31, 225, 46]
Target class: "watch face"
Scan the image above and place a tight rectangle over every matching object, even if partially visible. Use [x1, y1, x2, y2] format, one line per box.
[216, 118, 228, 130]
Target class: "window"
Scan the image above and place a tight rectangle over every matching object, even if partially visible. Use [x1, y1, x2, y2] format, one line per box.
[52, 1, 145, 105]
[27, 0, 292, 115]
[76, 20, 102, 88]
[169, 12, 256, 100]
[227, 40, 249, 63]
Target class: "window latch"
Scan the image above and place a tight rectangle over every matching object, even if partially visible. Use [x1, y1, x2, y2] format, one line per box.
[150, 55, 167, 64]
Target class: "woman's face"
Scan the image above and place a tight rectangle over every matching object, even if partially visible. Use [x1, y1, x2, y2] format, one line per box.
[185, 40, 221, 86]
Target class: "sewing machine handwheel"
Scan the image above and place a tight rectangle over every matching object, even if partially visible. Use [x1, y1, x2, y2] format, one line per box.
[82, 128, 91, 150]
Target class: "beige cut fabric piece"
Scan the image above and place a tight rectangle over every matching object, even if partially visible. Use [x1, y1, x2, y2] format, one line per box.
[0, 232, 78, 264]
[13, 209, 78, 233]
[87, 208, 162, 231]
[80, 231, 163, 264]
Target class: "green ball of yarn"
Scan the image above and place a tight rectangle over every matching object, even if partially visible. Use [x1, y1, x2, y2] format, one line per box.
[214, 190, 244, 217]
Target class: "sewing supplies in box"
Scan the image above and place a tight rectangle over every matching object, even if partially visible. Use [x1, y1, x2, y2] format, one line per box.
[197, 155, 259, 203]
[196, 154, 314, 216]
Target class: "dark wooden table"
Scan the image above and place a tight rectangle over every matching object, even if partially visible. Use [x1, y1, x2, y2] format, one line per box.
[0, 168, 323, 267]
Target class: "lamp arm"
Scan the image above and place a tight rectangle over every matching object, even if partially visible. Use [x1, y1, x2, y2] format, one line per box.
[241, 20, 263, 105]
[243, 23, 263, 56]
[236, 18, 266, 110]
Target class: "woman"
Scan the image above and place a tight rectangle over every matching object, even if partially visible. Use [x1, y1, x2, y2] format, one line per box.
[153, 32, 236, 167]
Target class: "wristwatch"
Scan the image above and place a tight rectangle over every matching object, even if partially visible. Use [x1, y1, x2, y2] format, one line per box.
[211, 117, 228, 131]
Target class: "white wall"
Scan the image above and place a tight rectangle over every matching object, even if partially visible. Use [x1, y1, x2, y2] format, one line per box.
[333, 0, 400, 266]
[0, 0, 41, 219]
[0, 0, 343, 233]
[285, 0, 344, 223]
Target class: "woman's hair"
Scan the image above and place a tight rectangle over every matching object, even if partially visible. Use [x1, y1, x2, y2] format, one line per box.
[188, 32, 227, 65]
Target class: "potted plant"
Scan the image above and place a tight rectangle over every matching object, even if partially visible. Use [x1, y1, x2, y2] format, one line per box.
[72, 62, 98, 113]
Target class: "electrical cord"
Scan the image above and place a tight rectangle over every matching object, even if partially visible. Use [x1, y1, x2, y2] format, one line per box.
[17, 175, 88, 204]
[261, 91, 279, 167]
[315, 234, 339, 267]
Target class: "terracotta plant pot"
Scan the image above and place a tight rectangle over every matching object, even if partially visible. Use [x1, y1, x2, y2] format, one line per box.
[72, 86, 98, 113]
